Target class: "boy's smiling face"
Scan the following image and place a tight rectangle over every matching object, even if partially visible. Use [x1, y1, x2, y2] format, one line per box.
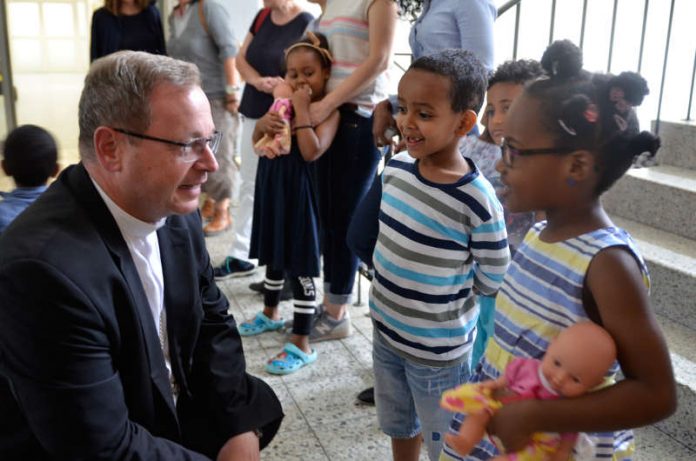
[484, 82, 525, 145]
[395, 69, 471, 162]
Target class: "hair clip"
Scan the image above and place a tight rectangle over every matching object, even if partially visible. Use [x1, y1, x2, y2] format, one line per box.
[558, 119, 577, 136]
[584, 104, 598, 123]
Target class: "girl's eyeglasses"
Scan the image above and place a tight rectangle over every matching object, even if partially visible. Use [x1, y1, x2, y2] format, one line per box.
[112, 128, 222, 163]
[501, 140, 576, 167]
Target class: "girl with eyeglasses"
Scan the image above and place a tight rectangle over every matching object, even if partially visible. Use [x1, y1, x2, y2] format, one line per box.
[440, 40, 675, 461]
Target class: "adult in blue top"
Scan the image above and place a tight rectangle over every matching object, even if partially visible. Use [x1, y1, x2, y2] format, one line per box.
[90, 0, 166, 62]
[374, 0, 497, 146]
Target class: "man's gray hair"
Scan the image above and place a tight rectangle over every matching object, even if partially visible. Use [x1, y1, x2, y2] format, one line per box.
[78, 51, 201, 161]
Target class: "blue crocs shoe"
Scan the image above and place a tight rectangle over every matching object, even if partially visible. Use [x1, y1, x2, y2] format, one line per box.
[238, 312, 285, 336]
[265, 343, 317, 375]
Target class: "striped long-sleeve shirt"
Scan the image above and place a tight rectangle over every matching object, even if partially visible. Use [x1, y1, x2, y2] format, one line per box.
[370, 153, 510, 366]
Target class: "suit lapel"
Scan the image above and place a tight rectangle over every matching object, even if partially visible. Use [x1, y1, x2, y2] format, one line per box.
[158, 222, 195, 395]
[66, 164, 178, 419]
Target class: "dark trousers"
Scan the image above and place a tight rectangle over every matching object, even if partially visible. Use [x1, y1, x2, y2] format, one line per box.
[317, 109, 381, 302]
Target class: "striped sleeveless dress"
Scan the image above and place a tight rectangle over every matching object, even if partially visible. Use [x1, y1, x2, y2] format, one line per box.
[441, 221, 650, 461]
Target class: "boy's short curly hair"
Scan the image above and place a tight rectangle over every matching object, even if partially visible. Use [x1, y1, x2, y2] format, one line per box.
[2, 125, 58, 187]
[409, 48, 488, 113]
[488, 59, 545, 89]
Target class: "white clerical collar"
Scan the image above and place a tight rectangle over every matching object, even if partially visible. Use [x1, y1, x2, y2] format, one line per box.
[90, 177, 166, 239]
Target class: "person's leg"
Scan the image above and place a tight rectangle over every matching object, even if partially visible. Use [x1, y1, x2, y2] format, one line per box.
[373, 330, 422, 461]
[229, 116, 259, 263]
[213, 116, 259, 279]
[203, 99, 236, 236]
[288, 276, 316, 354]
[407, 355, 471, 461]
[316, 110, 380, 329]
[236, 267, 285, 336]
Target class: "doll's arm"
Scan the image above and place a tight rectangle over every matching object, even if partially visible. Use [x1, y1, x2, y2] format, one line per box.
[444, 411, 493, 457]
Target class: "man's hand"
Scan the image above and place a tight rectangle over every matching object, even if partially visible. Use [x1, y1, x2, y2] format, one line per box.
[216, 431, 260, 461]
[372, 98, 397, 147]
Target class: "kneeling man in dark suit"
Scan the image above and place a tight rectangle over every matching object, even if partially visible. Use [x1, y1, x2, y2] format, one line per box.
[0, 50, 283, 460]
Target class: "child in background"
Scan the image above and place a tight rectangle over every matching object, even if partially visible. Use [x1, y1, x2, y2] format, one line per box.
[440, 40, 675, 461]
[243, 33, 339, 375]
[463, 59, 545, 368]
[441, 322, 617, 461]
[0, 125, 58, 234]
[370, 49, 510, 461]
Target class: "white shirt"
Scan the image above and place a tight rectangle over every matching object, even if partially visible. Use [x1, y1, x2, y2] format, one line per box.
[91, 179, 178, 403]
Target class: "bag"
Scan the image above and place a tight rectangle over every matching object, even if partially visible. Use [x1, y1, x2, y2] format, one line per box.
[253, 8, 271, 34]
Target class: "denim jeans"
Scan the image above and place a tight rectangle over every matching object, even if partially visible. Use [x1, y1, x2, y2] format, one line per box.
[317, 108, 380, 304]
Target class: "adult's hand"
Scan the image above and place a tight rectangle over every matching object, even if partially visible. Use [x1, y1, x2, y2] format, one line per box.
[254, 76, 284, 94]
[372, 98, 396, 147]
[309, 99, 333, 127]
[216, 431, 260, 461]
[225, 96, 240, 114]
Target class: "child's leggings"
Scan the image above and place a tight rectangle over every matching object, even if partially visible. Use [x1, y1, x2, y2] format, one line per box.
[263, 268, 316, 336]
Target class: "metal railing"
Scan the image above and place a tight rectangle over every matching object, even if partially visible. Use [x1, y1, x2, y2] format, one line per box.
[495, 0, 695, 131]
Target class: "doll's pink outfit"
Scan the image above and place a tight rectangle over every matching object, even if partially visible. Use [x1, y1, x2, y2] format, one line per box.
[254, 98, 293, 157]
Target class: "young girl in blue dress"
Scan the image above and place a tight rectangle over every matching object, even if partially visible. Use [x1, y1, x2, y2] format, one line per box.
[243, 33, 339, 375]
[440, 40, 676, 460]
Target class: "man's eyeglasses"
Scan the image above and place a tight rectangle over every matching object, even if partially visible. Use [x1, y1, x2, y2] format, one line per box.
[501, 140, 576, 167]
[113, 128, 222, 163]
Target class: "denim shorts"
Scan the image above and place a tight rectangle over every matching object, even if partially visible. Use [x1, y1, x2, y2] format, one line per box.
[373, 331, 471, 461]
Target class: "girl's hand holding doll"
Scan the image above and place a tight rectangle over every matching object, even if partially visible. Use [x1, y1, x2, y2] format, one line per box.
[255, 111, 287, 158]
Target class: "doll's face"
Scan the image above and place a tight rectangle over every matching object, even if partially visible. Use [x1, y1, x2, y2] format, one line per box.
[540, 326, 613, 398]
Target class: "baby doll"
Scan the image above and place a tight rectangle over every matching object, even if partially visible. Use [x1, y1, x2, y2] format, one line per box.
[441, 322, 617, 461]
[254, 81, 294, 157]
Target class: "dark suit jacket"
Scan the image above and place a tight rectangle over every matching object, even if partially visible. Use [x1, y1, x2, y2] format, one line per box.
[0, 164, 283, 460]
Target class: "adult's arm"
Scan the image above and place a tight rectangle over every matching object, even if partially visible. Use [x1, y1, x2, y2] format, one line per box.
[309, 0, 397, 124]
[454, 0, 496, 70]
[204, 1, 241, 111]
[487, 247, 676, 451]
[0, 260, 209, 460]
[186, 217, 283, 451]
[149, 4, 167, 55]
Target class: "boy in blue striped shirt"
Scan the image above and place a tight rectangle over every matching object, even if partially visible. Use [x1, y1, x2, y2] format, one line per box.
[370, 49, 510, 461]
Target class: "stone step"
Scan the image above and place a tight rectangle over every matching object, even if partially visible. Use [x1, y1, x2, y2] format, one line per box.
[603, 165, 696, 241]
[654, 120, 696, 171]
[611, 217, 696, 331]
[611, 217, 696, 454]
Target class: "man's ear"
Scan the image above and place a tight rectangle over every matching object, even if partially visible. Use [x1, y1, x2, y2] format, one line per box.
[93, 127, 123, 172]
[51, 162, 60, 178]
[456, 110, 477, 136]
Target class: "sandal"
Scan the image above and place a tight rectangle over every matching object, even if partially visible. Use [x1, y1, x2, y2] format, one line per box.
[238, 312, 285, 336]
[265, 343, 317, 375]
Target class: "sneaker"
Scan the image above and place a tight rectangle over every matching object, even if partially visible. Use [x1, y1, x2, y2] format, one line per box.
[309, 310, 351, 342]
[214, 257, 256, 281]
[356, 387, 375, 405]
[249, 278, 293, 301]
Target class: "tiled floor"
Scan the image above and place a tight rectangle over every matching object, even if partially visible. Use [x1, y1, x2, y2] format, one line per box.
[205, 229, 432, 461]
[205, 223, 690, 461]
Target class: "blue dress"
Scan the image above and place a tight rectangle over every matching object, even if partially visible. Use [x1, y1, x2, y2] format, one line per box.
[249, 138, 320, 276]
